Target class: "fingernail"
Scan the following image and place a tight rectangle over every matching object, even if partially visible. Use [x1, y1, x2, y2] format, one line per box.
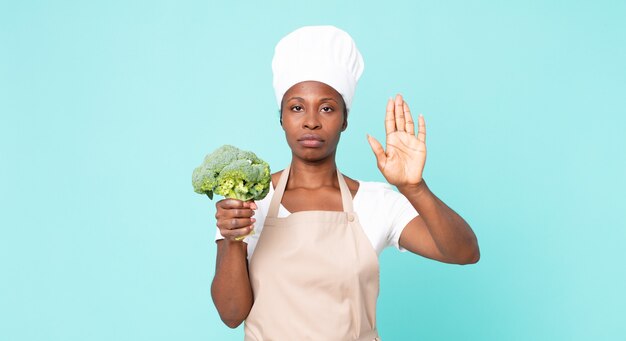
[251, 217, 256, 223]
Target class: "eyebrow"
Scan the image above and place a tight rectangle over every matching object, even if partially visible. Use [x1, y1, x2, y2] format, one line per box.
[286, 97, 338, 103]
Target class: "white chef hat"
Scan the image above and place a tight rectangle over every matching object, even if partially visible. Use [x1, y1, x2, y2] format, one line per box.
[272, 25, 364, 111]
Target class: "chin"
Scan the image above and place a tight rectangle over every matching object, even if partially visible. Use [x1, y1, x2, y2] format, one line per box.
[295, 148, 336, 163]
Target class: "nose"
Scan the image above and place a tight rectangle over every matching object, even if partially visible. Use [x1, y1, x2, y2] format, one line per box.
[303, 112, 321, 130]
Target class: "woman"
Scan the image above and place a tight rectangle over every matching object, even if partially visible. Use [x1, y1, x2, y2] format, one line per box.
[211, 26, 480, 340]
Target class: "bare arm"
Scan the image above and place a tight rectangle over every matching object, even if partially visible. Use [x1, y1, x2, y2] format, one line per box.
[397, 181, 479, 264]
[210, 199, 256, 328]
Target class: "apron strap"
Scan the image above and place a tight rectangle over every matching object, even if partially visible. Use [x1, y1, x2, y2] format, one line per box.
[267, 164, 354, 219]
[268, 164, 291, 219]
[337, 169, 354, 213]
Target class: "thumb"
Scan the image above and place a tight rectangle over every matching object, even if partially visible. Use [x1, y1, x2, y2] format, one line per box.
[367, 134, 387, 170]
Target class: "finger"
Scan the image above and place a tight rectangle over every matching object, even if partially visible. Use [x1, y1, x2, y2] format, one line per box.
[215, 207, 255, 220]
[217, 217, 256, 230]
[222, 225, 255, 241]
[367, 134, 387, 170]
[385, 98, 395, 135]
[233, 229, 255, 241]
[404, 101, 415, 135]
[246, 201, 258, 210]
[217, 198, 247, 209]
[394, 94, 405, 132]
[417, 114, 426, 143]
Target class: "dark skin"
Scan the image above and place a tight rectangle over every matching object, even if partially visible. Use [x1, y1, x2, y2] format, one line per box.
[211, 81, 480, 328]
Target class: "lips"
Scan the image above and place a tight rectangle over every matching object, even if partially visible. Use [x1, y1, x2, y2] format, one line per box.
[297, 134, 324, 148]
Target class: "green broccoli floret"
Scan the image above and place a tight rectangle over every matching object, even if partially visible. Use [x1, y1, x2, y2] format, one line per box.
[192, 145, 271, 201]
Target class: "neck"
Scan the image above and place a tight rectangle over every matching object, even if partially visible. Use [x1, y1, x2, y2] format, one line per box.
[287, 154, 338, 189]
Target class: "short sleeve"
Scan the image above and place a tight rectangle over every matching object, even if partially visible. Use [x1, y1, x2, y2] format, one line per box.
[214, 227, 225, 241]
[382, 185, 419, 251]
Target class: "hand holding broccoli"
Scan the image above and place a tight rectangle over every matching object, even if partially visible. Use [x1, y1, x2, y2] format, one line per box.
[215, 199, 257, 242]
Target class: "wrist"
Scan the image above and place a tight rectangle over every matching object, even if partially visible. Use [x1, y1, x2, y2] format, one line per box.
[397, 179, 428, 196]
[221, 238, 248, 249]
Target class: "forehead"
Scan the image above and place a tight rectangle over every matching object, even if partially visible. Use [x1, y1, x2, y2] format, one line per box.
[283, 81, 342, 100]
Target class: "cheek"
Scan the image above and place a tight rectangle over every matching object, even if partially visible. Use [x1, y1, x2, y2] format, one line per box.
[281, 119, 299, 137]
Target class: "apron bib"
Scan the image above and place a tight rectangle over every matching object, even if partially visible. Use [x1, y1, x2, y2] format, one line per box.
[244, 165, 381, 341]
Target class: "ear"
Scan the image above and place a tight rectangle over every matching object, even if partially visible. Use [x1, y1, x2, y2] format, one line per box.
[341, 108, 348, 131]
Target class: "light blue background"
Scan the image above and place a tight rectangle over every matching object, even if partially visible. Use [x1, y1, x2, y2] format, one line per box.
[2, 1, 625, 340]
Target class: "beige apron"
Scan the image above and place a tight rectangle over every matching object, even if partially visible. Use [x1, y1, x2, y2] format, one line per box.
[244, 165, 381, 341]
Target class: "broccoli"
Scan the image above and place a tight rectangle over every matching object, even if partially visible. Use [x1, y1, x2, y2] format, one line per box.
[192, 145, 271, 201]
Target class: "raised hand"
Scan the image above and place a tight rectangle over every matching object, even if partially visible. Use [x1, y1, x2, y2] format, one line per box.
[367, 94, 427, 187]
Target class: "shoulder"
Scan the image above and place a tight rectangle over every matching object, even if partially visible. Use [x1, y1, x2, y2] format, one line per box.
[351, 180, 417, 254]
[353, 180, 412, 212]
[270, 171, 283, 190]
[353, 179, 396, 197]
[341, 174, 360, 198]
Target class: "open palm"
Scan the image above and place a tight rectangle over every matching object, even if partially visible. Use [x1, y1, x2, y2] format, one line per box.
[367, 94, 427, 187]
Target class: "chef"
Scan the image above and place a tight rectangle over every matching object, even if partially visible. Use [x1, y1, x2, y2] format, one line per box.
[212, 25, 480, 340]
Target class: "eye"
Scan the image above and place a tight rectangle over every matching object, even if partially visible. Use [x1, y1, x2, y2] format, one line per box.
[290, 105, 303, 112]
[321, 106, 334, 113]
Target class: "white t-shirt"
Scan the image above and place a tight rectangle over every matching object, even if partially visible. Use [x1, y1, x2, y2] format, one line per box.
[214, 180, 419, 260]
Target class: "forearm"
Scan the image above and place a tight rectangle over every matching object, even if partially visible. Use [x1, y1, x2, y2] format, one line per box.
[211, 240, 253, 328]
[398, 181, 479, 263]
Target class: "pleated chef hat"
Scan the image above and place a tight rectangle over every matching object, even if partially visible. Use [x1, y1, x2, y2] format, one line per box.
[272, 25, 364, 110]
